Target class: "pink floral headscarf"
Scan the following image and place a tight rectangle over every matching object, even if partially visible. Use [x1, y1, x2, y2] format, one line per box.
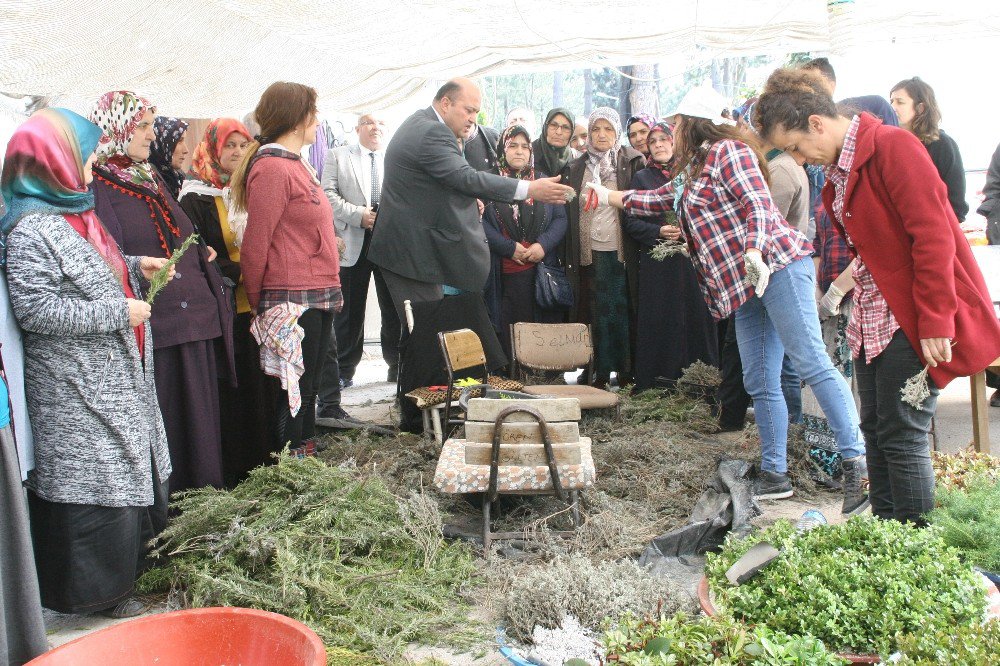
[90, 90, 160, 194]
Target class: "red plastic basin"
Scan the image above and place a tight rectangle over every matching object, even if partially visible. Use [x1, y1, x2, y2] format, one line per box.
[28, 607, 326, 666]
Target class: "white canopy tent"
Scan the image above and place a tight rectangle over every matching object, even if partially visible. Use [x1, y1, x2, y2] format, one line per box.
[3, 0, 999, 118]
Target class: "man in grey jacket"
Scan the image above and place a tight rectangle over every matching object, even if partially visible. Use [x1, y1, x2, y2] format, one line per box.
[368, 77, 574, 320]
[320, 113, 400, 387]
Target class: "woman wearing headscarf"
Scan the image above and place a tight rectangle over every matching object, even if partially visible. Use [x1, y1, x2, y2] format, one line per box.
[148, 116, 189, 200]
[483, 125, 569, 359]
[532, 108, 578, 183]
[625, 113, 657, 158]
[565, 107, 645, 388]
[1, 108, 173, 619]
[90, 91, 235, 493]
[178, 119, 274, 484]
[622, 121, 718, 391]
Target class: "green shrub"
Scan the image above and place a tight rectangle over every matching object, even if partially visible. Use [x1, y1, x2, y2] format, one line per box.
[704, 516, 986, 656]
[138, 454, 479, 663]
[893, 619, 1000, 665]
[929, 474, 1000, 571]
[602, 611, 846, 665]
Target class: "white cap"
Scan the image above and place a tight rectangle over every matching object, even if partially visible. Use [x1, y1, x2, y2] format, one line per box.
[665, 85, 735, 126]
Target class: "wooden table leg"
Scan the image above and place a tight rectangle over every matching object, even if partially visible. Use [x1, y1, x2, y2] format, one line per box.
[970, 370, 991, 454]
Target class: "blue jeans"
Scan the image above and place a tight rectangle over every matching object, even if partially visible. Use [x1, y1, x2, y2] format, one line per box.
[735, 257, 865, 473]
[781, 354, 802, 424]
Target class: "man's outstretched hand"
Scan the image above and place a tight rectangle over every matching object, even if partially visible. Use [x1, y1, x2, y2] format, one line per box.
[526, 175, 575, 204]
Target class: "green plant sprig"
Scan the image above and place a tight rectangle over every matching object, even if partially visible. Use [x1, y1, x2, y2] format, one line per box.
[145, 233, 199, 305]
[602, 611, 846, 665]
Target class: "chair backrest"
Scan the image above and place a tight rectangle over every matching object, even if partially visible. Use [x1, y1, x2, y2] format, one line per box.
[438, 328, 487, 377]
[510, 323, 593, 372]
[438, 329, 488, 434]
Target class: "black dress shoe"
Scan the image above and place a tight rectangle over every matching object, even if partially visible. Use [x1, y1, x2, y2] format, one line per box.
[339, 377, 354, 389]
[991, 389, 1000, 407]
[316, 406, 361, 428]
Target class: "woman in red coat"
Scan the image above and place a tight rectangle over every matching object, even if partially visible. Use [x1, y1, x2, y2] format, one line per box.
[755, 68, 1000, 524]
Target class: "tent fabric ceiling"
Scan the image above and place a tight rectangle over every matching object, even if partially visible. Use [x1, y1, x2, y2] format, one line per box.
[1, 1, 999, 118]
[1, 0, 828, 117]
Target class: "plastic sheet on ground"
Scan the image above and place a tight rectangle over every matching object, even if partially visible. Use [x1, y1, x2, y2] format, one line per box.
[638, 458, 759, 590]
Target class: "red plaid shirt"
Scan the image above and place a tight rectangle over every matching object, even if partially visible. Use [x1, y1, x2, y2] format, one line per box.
[825, 115, 899, 363]
[814, 207, 855, 293]
[623, 139, 812, 320]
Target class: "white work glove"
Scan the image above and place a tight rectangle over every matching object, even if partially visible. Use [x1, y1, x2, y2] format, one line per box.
[582, 181, 610, 207]
[744, 251, 771, 296]
[818, 283, 846, 319]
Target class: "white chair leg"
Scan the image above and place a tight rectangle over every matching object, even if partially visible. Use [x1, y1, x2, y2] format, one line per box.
[431, 407, 444, 443]
[422, 408, 431, 438]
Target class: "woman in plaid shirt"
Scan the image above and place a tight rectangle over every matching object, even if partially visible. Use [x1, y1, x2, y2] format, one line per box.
[585, 86, 869, 515]
[754, 68, 1000, 524]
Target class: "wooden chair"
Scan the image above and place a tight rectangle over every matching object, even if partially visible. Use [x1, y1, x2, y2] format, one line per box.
[438, 328, 489, 440]
[509, 322, 620, 417]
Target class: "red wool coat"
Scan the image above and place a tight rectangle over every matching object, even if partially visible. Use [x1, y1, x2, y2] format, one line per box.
[823, 113, 1000, 388]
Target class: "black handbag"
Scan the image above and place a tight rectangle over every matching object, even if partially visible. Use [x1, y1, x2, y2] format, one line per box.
[535, 261, 574, 310]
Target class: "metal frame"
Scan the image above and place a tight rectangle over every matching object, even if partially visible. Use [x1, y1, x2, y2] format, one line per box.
[481, 404, 581, 553]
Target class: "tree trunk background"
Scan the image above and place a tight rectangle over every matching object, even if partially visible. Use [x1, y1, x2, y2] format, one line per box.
[617, 66, 632, 120]
[627, 63, 659, 118]
[583, 69, 593, 117]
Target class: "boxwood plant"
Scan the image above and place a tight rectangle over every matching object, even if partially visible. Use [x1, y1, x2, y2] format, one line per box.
[704, 516, 986, 656]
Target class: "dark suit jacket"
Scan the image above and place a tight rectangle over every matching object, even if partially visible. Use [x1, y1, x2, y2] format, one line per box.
[368, 107, 520, 292]
[464, 124, 500, 173]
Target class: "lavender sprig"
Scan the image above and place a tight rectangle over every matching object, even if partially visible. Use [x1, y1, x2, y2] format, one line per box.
[900, 364, 931, 410]
[650, 239, 690, 261]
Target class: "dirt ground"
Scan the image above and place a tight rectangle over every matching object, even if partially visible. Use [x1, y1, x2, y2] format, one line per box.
[41, 347, 984, 664]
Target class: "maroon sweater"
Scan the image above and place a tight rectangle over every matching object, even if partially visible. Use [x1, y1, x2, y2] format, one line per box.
[242, 153, 340, 309]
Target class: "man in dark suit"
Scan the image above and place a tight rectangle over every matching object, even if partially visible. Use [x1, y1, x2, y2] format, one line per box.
[368, 77, 574, 320]
[463, 122, 499, 173]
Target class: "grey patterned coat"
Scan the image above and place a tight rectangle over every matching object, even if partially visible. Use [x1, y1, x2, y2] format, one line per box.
[5, 213, 171, 507]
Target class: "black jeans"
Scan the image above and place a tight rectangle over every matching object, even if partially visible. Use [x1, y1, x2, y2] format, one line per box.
[855, 330, 937, 524]
[331, 231, 401, 381]
[716, 316, 752, 427]
[275, 308, 333, 448]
